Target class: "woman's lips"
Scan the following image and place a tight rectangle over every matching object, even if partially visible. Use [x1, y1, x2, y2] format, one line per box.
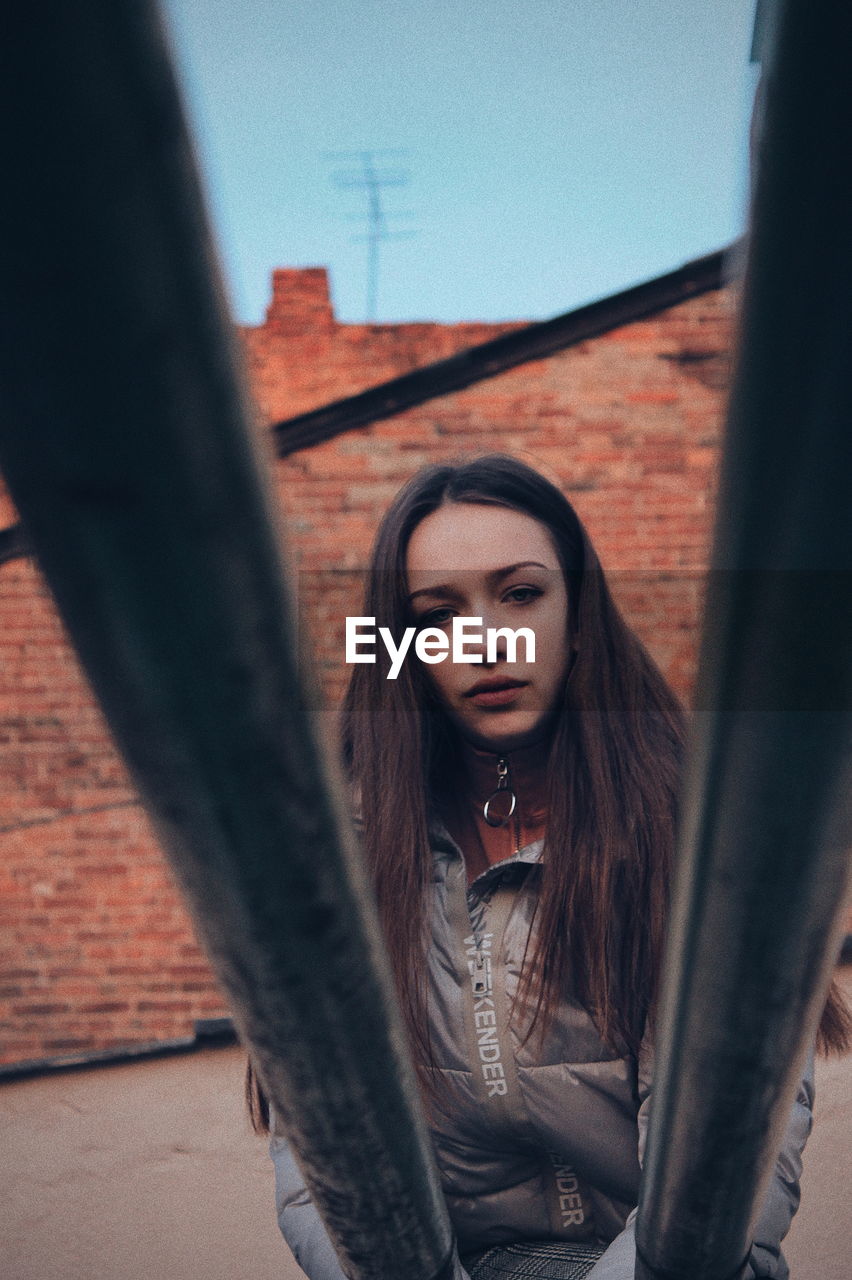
[464, 679, 528, 708]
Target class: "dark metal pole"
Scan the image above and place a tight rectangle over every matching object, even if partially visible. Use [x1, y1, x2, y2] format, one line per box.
[635, 2, 852, 1277]
[0, 7, 454, 1279]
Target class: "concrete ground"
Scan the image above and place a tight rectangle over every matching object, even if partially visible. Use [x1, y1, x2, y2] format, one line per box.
[1, 974, 850, 1280]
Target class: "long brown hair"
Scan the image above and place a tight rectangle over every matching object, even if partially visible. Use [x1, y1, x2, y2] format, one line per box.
[249, 454, 849, 1130]
[341, 454, 684, 1072]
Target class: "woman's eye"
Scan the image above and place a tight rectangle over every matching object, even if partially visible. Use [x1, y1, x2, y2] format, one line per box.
[420, 607, 455, 627]
[503, 585, 542, 605]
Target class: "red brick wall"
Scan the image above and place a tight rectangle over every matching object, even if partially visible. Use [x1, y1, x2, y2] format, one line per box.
[1, 266, 735, 1066]
[0, 560, 226, 1063]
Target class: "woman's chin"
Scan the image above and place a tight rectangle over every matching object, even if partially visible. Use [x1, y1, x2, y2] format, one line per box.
[458, 709, 550, 754]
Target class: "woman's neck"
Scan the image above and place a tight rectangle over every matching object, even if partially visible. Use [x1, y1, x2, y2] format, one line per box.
[459, 735, 550, 822]
[442, 733, 551, 882]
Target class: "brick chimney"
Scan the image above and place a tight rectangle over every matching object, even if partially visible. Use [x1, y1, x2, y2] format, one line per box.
[265, 268, 336, 336]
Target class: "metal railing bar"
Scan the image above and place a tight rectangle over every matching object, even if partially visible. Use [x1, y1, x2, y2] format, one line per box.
[635, 1, 852, 1276]
[0, 6, 453, 1279]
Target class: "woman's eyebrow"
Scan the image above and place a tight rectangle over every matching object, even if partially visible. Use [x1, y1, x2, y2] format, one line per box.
[407, 561, 550, 603]
[407, 582, 465, 604]
[490, 560, 550, 582]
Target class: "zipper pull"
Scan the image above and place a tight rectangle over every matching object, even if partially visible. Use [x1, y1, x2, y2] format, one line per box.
[471, 953, 488, 996]
[483, 757, 518, 828]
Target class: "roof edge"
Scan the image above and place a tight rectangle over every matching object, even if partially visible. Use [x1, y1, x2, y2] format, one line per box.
[273, 244, 737, 456]
[0, 522, 30, 565]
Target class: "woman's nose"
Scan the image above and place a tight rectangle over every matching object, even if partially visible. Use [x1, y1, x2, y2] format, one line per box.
[476, 606, 509, 665]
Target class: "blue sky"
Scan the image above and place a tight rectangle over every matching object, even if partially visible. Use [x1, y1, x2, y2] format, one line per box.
[161, 1, 759, 325]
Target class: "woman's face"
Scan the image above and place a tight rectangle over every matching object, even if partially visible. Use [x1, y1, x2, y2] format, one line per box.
[405, 501, 572, 752]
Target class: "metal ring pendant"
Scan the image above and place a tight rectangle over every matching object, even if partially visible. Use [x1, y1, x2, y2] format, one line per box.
[483, 787, 517, 828]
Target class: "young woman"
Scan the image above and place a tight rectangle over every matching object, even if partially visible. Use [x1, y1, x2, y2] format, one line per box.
[251, 454, 849, 1280]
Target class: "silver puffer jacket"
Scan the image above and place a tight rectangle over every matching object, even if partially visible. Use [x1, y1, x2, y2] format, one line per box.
[270, 819, 813, 1280]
